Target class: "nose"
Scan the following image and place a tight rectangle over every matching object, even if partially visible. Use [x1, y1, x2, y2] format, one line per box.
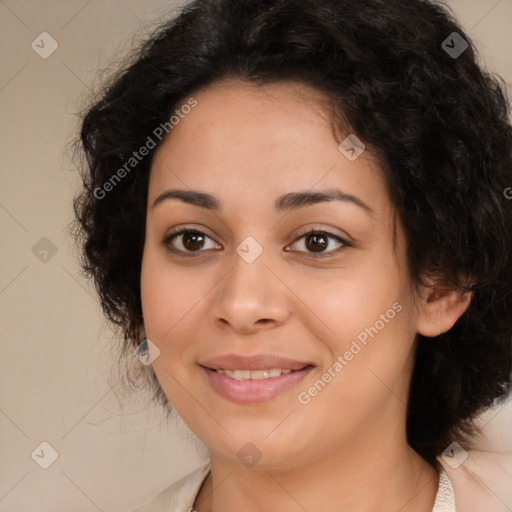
[210, 249, 292, 334]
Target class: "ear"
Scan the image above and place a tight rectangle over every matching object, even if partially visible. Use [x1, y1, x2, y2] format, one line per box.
[416, 282, 472, 337]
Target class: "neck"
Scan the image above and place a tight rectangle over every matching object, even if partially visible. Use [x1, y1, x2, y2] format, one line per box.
[194, 435, 439, 512]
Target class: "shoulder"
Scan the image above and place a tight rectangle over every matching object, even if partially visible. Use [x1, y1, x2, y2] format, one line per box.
[128, 461, 211, 512]
[439, 395, 512, 512]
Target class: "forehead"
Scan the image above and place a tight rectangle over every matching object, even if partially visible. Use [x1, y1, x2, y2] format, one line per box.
[148, 78, 389, 217]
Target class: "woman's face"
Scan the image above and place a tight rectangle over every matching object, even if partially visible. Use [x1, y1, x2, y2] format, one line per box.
[141, 78, 425, 469]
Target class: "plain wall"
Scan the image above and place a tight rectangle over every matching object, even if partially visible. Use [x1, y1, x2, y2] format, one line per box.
[1, 0, 511, 510]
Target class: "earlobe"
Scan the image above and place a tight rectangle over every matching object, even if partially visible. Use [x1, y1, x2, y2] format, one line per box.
[416, 284, 472, 337]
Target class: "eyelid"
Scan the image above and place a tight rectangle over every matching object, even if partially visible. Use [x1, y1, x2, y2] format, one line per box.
[162, 225, 351, 256]
[292, 225, 352, 245]
[162, 225, 220, 256]
[286, 228, 351, 257]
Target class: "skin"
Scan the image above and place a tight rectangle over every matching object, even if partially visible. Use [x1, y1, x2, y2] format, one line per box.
[140, 78, 471, 512]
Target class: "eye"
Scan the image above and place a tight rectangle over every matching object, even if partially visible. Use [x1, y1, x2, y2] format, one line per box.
[286, 229, 350, 256]
[162, 227, 350, 257]
[162, 228, 220, 256]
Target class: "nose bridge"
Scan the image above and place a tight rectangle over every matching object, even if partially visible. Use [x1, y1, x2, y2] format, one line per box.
[211, 234, 291, 331]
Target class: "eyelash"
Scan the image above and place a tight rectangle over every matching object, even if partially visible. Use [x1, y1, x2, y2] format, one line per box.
[162, 227, 351, 258]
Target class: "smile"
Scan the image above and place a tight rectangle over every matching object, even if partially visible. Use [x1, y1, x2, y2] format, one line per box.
[199, 353, 316, 404]
[214, 368, 293, 379]
[201, 365, 314, 404]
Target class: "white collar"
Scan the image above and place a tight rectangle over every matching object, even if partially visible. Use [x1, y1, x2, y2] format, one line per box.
[129, 461, 456, 511]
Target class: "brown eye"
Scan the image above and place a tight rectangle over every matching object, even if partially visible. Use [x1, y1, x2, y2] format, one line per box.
[304, 233, 329, 252]
[162, 228, 349, 258]
[287, 230, 349, 256]
[163, 229, 220, 255]
[181, 231, 206, 251]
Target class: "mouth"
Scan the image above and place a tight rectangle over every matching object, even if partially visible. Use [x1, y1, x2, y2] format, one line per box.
[199, 354, 315, 404]
[213, 368, 295, 380]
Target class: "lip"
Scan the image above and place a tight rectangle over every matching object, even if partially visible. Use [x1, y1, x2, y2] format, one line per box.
[199, 353, 312, 371]
[199, 353, 315, 404]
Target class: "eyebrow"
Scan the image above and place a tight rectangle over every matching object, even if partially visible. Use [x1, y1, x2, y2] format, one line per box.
[152, 188, 373, 215]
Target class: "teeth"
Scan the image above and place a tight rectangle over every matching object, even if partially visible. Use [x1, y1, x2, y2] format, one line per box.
[215, 368, 293, 380]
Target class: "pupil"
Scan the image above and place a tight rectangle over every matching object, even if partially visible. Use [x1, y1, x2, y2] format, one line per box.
[184, 232, 204, 250]
[180, 232, 328, 252]
[306, 233, 327, 252]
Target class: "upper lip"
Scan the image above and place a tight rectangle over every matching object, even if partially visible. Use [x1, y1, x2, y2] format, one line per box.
[199, 353, 313, 371]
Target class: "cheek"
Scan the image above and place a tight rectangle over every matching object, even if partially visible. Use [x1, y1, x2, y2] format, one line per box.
[140, 248, 220, 363]
[140, 249, 183, 353]
[302, 263, 404, 347]
[140, 251, 198, 406]
[301, 253, 414, 392]
[141, 249, 195, 326]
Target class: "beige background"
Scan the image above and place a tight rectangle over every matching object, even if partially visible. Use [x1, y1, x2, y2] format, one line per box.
[1, 0, 511, 510]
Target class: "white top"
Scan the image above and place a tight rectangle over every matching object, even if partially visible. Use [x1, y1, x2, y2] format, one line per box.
[129, 461, 456, 512]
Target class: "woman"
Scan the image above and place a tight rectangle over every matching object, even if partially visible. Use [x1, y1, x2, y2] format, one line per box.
[71, 0, 512, 510]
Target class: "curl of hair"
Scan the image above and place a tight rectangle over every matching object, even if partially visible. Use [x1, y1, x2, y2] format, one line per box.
[70, 0, 512, 465]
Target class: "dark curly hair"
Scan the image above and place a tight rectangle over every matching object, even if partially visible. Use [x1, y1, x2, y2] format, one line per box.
[70, 0, 512, 465]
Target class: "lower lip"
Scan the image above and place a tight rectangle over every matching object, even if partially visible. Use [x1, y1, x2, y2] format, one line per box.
[201, 366, 314, 404]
